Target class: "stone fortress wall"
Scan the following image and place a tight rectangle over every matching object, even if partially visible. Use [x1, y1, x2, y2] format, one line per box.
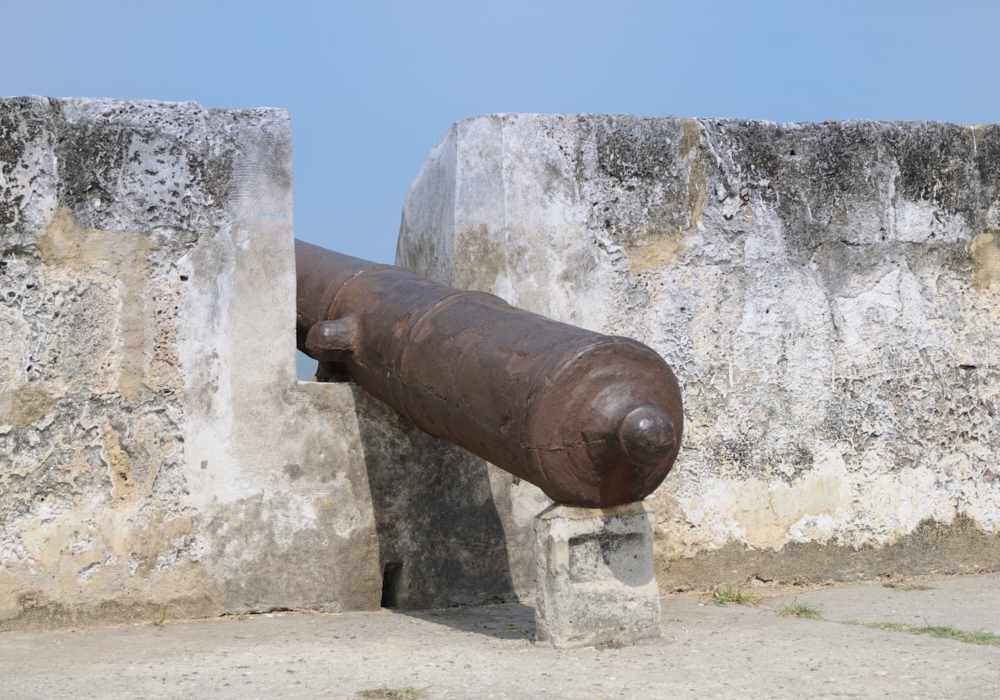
[2, 99, 999, 628]
[397, 114, 1000, 593]
[0, 98, 381, 630]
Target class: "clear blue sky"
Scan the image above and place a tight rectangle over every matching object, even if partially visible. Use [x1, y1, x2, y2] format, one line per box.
[6, 0, 999, 265]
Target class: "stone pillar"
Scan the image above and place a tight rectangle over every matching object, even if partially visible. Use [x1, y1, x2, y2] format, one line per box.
[533, 502, 661, 649]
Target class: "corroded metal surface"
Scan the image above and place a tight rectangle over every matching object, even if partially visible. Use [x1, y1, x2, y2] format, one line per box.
[296, 240, 683, 507]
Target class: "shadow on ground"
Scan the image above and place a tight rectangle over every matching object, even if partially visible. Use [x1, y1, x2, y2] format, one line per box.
[395, 603, 536, 641]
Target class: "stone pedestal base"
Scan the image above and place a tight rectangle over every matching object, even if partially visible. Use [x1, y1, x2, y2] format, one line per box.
[533, 502, 661, 649]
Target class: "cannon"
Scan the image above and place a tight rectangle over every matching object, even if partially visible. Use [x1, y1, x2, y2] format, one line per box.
[295, 240, 683, 507]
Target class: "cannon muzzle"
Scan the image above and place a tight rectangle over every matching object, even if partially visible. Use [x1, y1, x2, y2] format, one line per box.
[296, 240, 683, 507]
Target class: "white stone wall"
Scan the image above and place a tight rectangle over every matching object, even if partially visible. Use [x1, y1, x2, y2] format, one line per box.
[0, 97, 380, 629]
[398, 114, 1000, 587]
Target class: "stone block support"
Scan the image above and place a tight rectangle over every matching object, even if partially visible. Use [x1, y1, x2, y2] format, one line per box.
[533, 502, 661, 648]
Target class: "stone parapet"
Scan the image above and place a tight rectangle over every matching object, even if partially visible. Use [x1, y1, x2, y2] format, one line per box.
[0, 97, 381, 629]
[397, 114, 1000, 591]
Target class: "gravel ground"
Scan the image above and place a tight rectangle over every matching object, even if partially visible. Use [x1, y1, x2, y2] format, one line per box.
[1, 575, 997, 699]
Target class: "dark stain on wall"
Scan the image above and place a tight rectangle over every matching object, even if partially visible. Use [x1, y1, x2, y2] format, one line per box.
[658, 514, 1000, 592]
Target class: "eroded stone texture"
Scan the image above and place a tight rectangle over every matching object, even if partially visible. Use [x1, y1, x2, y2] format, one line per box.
[0, 97, 380, 629]
[397, 114, 1000, 590]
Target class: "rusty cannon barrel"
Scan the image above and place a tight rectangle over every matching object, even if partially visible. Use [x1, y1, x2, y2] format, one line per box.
[296, 240, 683, 507]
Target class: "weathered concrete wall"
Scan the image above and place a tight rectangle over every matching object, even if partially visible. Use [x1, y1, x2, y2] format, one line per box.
[397, 114, 1000, 591]
[0, 97, 381, 630]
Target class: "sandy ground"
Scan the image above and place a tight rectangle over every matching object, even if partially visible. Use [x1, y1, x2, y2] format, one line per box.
[1, 575, 997, 699]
